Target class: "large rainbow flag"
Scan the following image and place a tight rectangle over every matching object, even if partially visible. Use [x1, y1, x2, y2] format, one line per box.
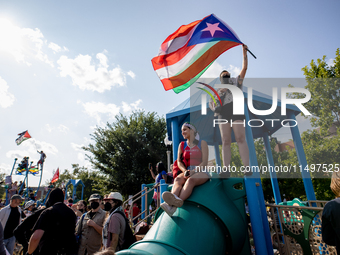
[151, 14, 243, 93]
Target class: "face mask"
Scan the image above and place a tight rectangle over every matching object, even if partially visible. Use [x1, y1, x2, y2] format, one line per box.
[90, 202, 100, 210]
[79, 208, 84, 213]
[104, 202, 112, 211]
[221, 75, 230, 84]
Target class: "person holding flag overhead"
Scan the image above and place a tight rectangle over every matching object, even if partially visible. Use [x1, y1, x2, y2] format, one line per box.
[210, 44, 251, 178]
[36, 151, 46, 169]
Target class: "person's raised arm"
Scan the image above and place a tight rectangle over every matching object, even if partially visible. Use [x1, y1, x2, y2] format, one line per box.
[238, 44, 248, 83]
[149, 166, 156, 180]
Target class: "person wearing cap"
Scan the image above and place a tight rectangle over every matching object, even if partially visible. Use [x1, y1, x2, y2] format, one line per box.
[76, 194, 106, 255]
[24, 201, 36, 217]
[102, 192, 126, 251]
[0, 194, 23, 254]
[27, 188, 77, 255]
[161, 122, 210, 217]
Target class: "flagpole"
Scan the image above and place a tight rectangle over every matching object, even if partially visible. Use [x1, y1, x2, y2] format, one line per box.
[25, 159, 33, 201]
[246, 48, 257, 59]
[35, 164, 43, 198]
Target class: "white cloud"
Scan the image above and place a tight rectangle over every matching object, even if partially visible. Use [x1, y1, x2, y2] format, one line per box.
[327, 58, 335, 67]
[122, 99, 142, 113]
[58, 125, 69, 133]
[127, 71, 136, 79]
[81, 101, 120, 124]
[58, 52, 132, 93]
[49, 42, 61, 52]
[201, 62, 240, 79]
[0, 163, 11, 174]
[0, 76, 15, 108]
[0, 18, 54, 67]
[45, 124, 53, 133]
[81, 99, 143, 124]
[71, 142, 86, 162]
[45, 124, 69, 133]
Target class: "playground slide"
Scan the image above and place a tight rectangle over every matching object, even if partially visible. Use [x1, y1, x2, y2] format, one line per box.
[116, 176, 251, 255]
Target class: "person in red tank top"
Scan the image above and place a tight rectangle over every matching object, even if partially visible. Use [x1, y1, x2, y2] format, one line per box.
[161, 122, 210, 217]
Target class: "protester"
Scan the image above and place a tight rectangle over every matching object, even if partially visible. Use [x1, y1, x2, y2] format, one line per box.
[36, 151, 46, 169]
[0, 223, 7, 255]
[76, 194, 106, 255]
[9, 182, 18, 198]
[72, 200, 87, 219]
[18, 157, 28, 169]
[322, 171, 340, 253]
[27, 188, 77, 255]
[67, 198, 73, 207]
[14, 205, 47, 255]
[161, 122, 210, 217]
[149, 162, 167, 205]
[24, 200, 36, 217]
[0, 194, 23, 254]
[18, 181, 25, 195]
[29, 192, 36, 201]
[102, 192, 126, 252]
[124, 205, 130, 218]
[209, 45, 250, 178]
[132, 203, 140, 225]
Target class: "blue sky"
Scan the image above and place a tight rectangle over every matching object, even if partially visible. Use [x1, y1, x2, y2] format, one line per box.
[0, 0, 339, 186]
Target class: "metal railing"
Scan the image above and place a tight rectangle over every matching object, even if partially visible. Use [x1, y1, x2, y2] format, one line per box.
[122, 183, 161, 230]
[267, 203, 336, 254]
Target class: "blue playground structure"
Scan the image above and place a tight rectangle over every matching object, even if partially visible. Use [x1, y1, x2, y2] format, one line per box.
[117, 78, 324, 255]
[5, 157, 44, 205]
[64, 179, 85, 201]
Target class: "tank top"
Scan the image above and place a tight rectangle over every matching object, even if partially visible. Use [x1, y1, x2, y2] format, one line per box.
[182, 141, 202, 169]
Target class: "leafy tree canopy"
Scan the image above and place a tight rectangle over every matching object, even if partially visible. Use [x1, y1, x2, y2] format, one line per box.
[84, 111, 167, 197]
[291, 48, 340, 131]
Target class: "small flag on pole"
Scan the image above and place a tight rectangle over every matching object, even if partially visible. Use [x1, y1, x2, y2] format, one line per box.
[51, 168, 60, 183]
[15, 130, 31, 145]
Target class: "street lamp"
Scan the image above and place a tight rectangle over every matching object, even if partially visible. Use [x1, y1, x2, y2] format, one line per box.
[164, 134, 172, 173]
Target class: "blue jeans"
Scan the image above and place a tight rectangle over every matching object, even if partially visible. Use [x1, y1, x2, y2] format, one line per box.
[4, 236, 15, 255]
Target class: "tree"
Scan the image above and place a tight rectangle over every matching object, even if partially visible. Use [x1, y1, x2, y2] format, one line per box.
[84, 111, 167, 197]
[291, 48, 340, 131]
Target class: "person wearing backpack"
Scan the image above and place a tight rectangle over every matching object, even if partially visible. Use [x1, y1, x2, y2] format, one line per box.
[102, 192, 136, 252]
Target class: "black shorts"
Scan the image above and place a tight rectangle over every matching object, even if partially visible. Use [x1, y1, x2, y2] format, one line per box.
[216, 102, 245, 122]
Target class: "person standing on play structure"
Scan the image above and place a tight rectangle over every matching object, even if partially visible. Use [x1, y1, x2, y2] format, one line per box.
[210, 44, 250, 178]
[161, 122, 210, 217]
[37, 150, 46, 169]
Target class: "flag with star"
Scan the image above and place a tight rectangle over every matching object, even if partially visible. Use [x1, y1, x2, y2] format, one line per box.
[151, 14, 243, 93]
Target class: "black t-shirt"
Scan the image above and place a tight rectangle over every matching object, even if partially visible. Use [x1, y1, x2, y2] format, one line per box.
[33, 202, 77, 255]
[4, 206, 20, 239]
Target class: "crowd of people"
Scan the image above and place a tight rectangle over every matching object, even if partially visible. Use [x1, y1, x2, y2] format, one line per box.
[0, 189, 138, 255]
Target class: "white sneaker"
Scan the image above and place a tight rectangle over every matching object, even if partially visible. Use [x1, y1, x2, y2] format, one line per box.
[160, 202, 177, 217]
[162, 191, 184, 207]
